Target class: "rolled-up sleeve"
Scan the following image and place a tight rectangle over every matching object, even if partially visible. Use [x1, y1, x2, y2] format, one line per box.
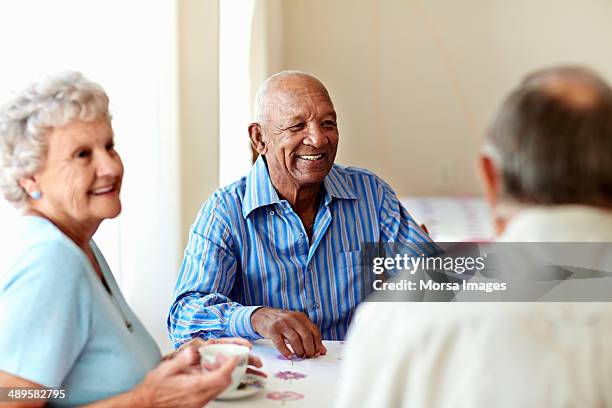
[167, 197, 263, 348]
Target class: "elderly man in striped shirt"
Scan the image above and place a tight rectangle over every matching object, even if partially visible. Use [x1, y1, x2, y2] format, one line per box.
[168, 71, 436, 358]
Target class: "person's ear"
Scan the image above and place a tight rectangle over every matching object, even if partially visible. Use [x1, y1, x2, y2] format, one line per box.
[477, 154, 500, 208]
[248, 123, 268, 155]
[18, 176, 42, 201]
[478, 154, 509, 235]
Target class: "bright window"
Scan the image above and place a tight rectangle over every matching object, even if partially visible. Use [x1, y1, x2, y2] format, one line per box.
[0, 0, 179, 352]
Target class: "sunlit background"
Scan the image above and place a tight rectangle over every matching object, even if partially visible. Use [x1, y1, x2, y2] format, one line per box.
[1, 0, 611, 352]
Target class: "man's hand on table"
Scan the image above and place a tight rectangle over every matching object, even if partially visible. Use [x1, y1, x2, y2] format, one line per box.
[251, 307, 327, 359]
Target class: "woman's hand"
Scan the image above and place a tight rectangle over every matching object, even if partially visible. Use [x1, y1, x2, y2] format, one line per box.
[164, 337, 267, 378]
[162, 337, 251, 361]
[0, 339, 263, 408]
[134, 346, 237, 408]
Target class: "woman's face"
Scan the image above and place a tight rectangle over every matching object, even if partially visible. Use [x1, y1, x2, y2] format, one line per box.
[33, 117, 124, 228]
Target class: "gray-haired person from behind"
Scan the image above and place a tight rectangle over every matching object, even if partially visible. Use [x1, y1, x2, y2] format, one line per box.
[480, 65, 612, 237]
[336, 66, 612, 408]
[0, 71, 263, 407]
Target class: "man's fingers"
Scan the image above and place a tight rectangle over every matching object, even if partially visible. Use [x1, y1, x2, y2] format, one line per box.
[271, 333, 292, 357]
[306, 319, 324, 356]
[283, 328, 305, 357]
[291, 323, 316, 357]
[256, 308, 325, 358]
[320, 343, 327, 355]
[294, 313, 324, 357]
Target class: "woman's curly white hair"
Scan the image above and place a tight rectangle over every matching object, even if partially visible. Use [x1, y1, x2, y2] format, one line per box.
[0, 71, 111, 208]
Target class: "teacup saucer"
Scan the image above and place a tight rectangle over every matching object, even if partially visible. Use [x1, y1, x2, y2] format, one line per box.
[216, 373, 267, 400]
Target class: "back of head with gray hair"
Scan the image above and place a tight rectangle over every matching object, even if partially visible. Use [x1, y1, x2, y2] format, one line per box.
[485, 66, 612, 207]
[0, 71, 110, 208]
[252, 70, 331, 124]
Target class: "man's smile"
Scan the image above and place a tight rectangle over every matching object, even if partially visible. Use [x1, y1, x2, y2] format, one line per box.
[296, 153, 325, 161]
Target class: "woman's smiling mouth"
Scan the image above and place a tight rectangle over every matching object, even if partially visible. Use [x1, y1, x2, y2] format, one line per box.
[89, 184, 117, 196]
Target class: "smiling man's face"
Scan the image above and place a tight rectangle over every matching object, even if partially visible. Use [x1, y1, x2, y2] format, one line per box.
[257, 76, 339, 191]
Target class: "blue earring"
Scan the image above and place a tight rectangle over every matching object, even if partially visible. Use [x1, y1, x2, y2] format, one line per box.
[30, 191, 42, 200]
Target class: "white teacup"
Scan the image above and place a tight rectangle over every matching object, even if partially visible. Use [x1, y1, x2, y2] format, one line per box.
[199, 343, 250, 393]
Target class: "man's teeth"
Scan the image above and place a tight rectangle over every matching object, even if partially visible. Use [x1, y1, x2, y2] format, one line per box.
[299, 154, 323, 161]
[91, 186, 114, 194]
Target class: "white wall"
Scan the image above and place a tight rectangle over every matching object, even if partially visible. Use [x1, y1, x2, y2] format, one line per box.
[257, 0, 612, 196]
[219, 0, 257, 186]
[179, 0, 221, 247]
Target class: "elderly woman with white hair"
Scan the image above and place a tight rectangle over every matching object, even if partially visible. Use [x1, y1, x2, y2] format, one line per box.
[0, 72, 262, 407]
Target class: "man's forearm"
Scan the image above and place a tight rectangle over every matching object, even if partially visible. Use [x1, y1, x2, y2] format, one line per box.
[168, 294, 263, 347]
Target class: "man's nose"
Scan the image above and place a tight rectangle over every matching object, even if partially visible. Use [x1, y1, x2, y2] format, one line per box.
[304, 124, 328, 148]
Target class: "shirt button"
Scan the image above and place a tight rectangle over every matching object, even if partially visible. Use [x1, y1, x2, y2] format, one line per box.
[299, 232, 304, 237]
[313, 302, 319, 309]
[269, 210, 275, 215]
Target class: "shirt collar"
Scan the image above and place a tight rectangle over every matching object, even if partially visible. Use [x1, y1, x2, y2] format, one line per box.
[322, 164, 358, 204]
[499, 205, 612, 242]
[242, 156, 358, 219]
[242, 156, 282, 219]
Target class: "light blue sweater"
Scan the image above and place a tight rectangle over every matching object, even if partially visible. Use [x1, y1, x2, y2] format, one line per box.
[0, 216, 161, 406]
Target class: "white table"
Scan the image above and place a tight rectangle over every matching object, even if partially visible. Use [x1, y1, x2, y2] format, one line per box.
[209, 340, 345, 407]
[401, 196, 493, 242]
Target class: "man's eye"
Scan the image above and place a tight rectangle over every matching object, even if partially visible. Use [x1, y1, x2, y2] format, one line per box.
[289, 123, 305, 132]
[322, 120, 337, 129]
[77, 150, 91, 158]
[106, 142, 115, 151]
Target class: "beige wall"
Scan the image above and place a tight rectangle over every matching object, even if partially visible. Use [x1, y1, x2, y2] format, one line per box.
[178, 0, 219, 246]
[253, 0, 612, 196]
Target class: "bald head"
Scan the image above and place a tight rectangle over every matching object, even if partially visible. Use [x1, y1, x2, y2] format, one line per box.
[522, 66, 611, 110]
[253, 71, 333, 125]
[248, 70, 339, 193]
[484, 65, 612, 207]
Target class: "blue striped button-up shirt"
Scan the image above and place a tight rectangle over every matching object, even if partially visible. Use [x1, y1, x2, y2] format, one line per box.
[167, 156, 436, 346]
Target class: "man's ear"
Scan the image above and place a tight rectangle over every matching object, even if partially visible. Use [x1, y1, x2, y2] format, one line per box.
[478, 154, 510, 235]
[477, 154, 500, 209]
[248, 123, 268, 155]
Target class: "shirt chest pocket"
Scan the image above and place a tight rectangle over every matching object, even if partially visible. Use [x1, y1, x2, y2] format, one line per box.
[334, 250, 373, 312]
